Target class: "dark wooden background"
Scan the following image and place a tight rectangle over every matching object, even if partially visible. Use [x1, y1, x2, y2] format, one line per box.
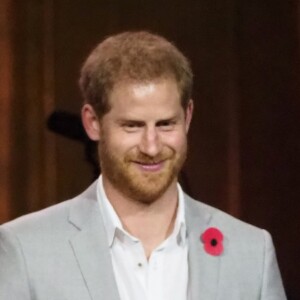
[1, 0, 299, 298]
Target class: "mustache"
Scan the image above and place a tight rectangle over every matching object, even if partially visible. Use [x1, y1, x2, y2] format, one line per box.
[125, 150, 174, 164]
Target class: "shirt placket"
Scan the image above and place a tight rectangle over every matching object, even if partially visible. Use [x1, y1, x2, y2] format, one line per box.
[147, 247, 165, 300]
[123, 235, 148, 295]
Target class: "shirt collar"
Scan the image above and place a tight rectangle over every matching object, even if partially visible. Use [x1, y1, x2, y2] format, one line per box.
[97, 175, 187, 248]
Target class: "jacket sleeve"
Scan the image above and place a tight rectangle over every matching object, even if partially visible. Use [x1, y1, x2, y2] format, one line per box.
[0, 226, 32, 300]
[261, 230, 287, 300]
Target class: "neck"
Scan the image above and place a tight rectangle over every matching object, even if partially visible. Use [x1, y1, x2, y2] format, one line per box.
[102, 176, 179, 258]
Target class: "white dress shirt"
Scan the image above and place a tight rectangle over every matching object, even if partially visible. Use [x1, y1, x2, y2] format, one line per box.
[97, 176, 189, 300]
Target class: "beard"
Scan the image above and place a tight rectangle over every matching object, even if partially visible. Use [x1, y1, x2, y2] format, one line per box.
[99, 139, 187, 204]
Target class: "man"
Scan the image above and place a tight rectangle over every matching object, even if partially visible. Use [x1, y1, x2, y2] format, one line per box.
[0, 31, 286, 299]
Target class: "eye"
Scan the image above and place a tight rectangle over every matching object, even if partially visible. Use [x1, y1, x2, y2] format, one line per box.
[156, 120, 176, 131]
[121, 121, 144, 132]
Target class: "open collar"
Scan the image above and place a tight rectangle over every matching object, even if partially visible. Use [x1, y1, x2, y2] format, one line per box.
[97, 175, 187, 248]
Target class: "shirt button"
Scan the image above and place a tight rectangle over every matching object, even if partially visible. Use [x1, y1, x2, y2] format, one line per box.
[138, 262, 143, 267]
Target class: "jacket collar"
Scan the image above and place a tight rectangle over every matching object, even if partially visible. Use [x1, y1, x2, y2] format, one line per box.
[185, 194, 221, 300]
[68, 181, 120, 300]
[68, 181, 221, 300]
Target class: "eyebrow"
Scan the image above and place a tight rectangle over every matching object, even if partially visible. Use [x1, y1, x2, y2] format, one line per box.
[118, 119, 145, 126]
[117, 115, 179, 125]
[156, 117, 178, 124]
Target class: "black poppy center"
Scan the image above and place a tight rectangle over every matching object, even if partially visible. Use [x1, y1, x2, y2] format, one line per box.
[210, 238, 218, 246]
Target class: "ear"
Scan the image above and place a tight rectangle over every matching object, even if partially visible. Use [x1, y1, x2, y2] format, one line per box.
[81, 104, 101, 141]
[185, 99, 194, 133]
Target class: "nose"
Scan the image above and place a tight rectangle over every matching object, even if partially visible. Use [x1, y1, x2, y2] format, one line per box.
[139, 126, 162, 157]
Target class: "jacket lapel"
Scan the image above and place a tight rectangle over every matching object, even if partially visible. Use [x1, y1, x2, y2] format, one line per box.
[185, 195, 221, 300]
[68, 182, 120, 300]
[66, 183, 222, 300]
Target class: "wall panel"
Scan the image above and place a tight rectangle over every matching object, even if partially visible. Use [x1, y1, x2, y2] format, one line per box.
[0, 0, 13, 221]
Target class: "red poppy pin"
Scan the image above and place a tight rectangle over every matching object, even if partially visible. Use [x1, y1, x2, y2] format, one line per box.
[201, 227, 224, 256]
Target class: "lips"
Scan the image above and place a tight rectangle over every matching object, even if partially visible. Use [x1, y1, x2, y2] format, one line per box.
[133, 160, 165, 172]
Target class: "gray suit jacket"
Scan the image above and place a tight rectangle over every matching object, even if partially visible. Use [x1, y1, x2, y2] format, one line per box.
[0, 181, 286, 300]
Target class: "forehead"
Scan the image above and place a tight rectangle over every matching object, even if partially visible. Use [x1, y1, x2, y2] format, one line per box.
[107, 79, 182, 116]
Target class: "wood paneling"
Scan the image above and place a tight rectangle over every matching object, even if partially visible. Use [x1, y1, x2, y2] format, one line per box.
[1, 0, 57, 220]
[0, 0, 13, 221]
[237, 1, 300, 297]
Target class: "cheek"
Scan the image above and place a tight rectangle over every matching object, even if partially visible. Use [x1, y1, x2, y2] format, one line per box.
[106, 132, 142, 154]
[161, 131, 187, 150]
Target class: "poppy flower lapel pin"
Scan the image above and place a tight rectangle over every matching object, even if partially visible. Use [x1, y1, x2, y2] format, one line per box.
[201, 227, 224, 256]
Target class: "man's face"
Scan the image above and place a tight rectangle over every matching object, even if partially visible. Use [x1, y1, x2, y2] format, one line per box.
[98, 79, 193, 203]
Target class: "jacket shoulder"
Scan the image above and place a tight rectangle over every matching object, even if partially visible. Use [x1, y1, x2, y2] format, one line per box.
[185, 194, 267, 241]
[0, 181, 98, 238]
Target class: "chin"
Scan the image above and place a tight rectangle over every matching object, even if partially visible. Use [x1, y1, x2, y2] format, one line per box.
[121, 173, 176, 204]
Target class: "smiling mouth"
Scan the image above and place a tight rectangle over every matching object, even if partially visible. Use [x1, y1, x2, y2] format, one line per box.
[133, 160, 165, 172]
